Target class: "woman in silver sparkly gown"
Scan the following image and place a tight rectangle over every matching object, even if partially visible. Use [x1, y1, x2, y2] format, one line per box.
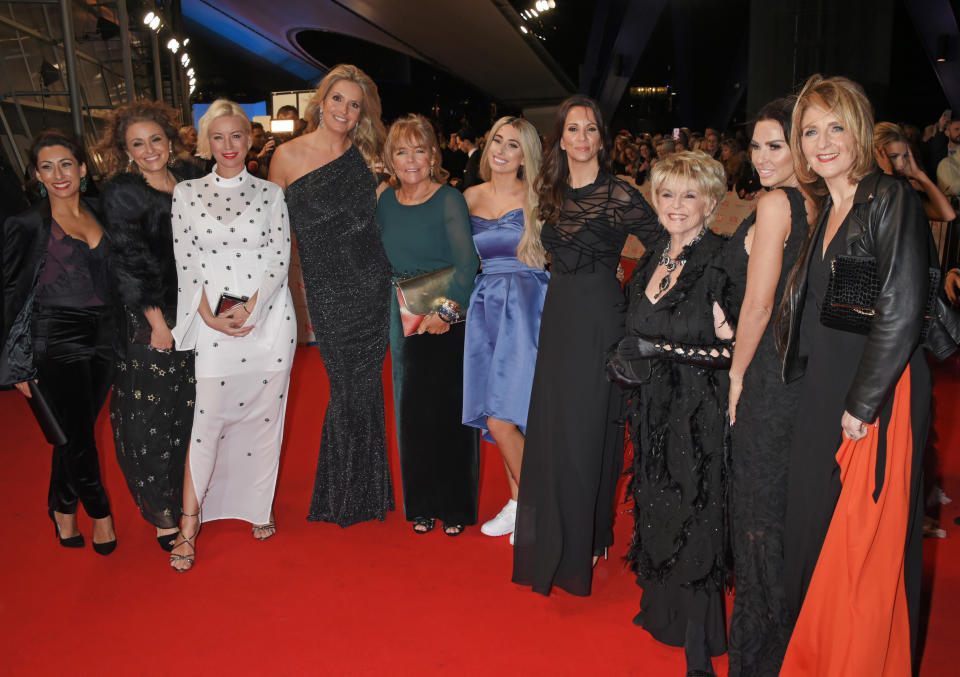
[269, 65, 393, 527]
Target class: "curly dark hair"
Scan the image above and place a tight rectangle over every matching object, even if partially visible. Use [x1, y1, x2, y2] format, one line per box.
[96, 99, 181, 177]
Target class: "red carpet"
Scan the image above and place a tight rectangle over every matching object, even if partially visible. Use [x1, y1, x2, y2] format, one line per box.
[1, 347, 957, 676]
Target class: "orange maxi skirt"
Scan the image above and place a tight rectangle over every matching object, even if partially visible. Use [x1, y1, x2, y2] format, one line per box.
[780, 366, 913, 677]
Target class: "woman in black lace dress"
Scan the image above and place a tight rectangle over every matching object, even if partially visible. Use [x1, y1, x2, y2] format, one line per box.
[511, 96, 660, 597]
[269, 65, 393, 527]
[721, 99, 815, 676]
[619, 151, 733, 677]
[98, 100, 201, 551]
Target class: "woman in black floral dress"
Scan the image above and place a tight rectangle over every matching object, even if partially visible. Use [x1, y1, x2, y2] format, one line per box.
[98, 100, 200, 551]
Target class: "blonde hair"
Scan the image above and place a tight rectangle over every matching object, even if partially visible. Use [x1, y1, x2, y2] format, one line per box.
[874, 121, 908, 155]
[478, 116, 545, 269]
[382, 114, 449, 184]
[790, 74, 876, 196]
[305, 64, 386, 169]
[649, 151, 726, 228]
[196, 98, 250, 159]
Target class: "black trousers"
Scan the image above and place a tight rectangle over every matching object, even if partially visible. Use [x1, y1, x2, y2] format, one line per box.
[32, 304, 115, 518]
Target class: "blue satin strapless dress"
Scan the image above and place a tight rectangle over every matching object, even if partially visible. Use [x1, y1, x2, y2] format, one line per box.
[462, 208, 549, 442]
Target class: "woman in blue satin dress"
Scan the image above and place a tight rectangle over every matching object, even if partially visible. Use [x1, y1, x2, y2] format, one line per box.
[462, 117, 549, 542]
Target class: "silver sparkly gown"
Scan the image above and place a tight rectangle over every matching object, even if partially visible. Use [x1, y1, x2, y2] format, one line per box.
[285, 145, 394, 526]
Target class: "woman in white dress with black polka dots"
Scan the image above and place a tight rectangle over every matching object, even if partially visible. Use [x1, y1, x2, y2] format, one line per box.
[169, 99, 296, 572]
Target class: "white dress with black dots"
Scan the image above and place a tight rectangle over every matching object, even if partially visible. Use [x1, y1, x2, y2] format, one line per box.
[171, 168, 296, 525]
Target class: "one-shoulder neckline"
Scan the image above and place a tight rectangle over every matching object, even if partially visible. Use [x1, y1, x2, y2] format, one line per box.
[286, 144, 359, 192]
[470, 207, 523, 223]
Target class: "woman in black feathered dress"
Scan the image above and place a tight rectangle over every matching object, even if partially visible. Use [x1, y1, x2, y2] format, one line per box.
[97, 101, 201, 551]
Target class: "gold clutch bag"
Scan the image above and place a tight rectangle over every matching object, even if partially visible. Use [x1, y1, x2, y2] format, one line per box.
[396, 266, 461, 336]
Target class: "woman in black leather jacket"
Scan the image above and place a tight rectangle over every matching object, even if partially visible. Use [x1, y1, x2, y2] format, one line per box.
[1, 130, 117, 554]
[776, 75, 932, 675]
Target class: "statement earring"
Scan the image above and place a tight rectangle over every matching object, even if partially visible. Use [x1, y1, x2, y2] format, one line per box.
[429, 164, 436, 181]
[80, 176, 88, 193]
[38, 183, 47, 198]
[317, 109, 323, 127]
[127, 156, 136, 172]
[168, 145, 176, 167]
[517, 164, 525, 180]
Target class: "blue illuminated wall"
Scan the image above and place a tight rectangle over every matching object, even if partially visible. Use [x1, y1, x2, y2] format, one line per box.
[182, 0, 323, 82]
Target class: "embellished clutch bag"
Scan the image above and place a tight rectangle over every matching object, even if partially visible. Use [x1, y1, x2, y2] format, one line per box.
[215, 292, 249, 316]
[821, 255, 939, 338]
[395, 266, 463, 337]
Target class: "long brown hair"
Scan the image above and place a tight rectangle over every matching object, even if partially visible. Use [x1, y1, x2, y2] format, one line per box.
[535, 95, 611, 225]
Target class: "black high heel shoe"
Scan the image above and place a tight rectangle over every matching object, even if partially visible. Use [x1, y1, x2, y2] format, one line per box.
[91, 516, 117, 556]
[157, 531, 180, 552]
[48, 508, 84, 548]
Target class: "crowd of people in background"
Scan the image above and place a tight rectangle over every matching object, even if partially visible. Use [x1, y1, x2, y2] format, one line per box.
[3, 63, 960, 677]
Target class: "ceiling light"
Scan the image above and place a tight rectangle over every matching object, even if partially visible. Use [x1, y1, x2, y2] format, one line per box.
[520, 25, 528, 34]
[143, 12, 155, 25]
[180, 53, 189, 66]
[149, 16, 161, 31]
[186, 67, 195, 78]
[183, 38, 190, 46]
[167, 38, 179, 53]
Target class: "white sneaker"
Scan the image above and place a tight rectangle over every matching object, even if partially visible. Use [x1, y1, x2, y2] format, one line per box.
[481, 499, 517, 537]
[509, 532, 514, 546]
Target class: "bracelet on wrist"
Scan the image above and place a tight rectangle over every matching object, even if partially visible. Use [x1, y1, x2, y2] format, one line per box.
[436, 299, 460, 324]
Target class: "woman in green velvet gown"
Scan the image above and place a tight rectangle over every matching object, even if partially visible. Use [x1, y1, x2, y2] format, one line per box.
[377, 114, 480, 536]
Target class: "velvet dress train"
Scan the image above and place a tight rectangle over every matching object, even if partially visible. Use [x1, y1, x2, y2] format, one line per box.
[286, 145, 393, 527]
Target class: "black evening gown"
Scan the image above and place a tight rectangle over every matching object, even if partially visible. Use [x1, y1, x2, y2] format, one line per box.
[285, 145, 394, 527]
[782, 211, 931, 647]
[720, 187, 808, 676]
[512, 173, 660, 597]
[625, 231, 730, 657]
[102, 165, 199, 530]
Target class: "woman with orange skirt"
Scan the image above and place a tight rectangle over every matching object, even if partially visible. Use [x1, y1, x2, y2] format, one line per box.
[778, 74, 938, 675]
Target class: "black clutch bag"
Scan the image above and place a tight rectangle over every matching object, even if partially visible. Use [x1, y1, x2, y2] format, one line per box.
[821, 255, 939, 338]
[26, 381, 67, 446]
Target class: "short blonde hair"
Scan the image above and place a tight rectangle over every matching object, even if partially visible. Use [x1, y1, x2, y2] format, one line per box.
[196, 99, 250, 159]
[383, 114, 449, 184]
[478, 116, 545, 269]
[305, 64, 386, 169]
[649, 150, 726, 227]
[790, 74, 875, 194]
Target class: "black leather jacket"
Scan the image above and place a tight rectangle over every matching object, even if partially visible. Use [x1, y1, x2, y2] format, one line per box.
[781, 171, 929, 423]
[0, 197, 102, 386]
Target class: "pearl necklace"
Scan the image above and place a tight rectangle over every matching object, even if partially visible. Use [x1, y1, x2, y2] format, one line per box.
[654, 227, 706, 299]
